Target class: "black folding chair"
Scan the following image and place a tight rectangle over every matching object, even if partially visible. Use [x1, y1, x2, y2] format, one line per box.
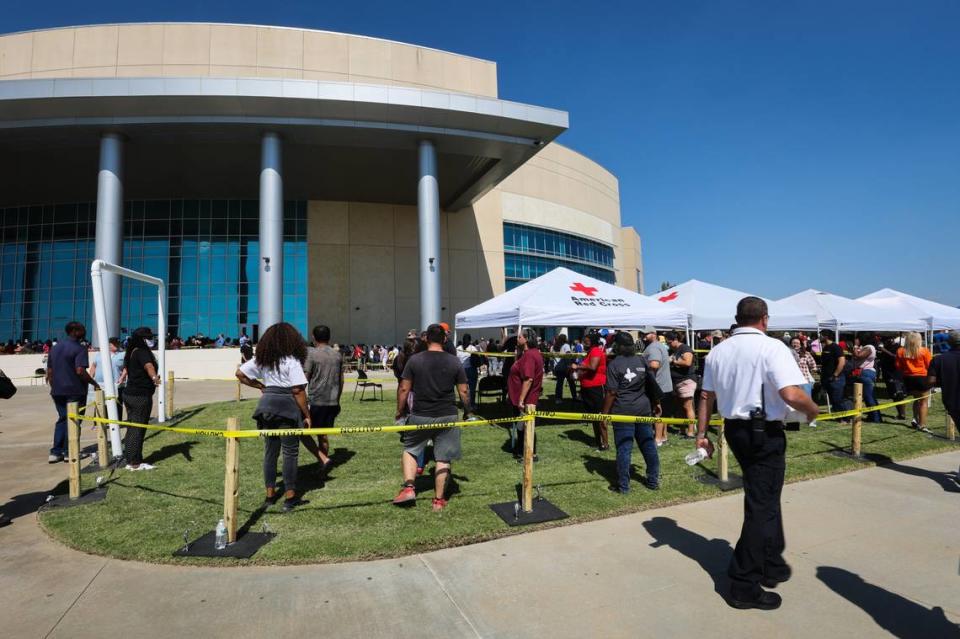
[352, 369, 383, 401]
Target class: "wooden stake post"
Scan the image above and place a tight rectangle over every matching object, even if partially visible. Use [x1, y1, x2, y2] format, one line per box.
[94, 389, 110, 469]
[236, 379, 242, 403]
[947, 414, 957, 442]
[522, 405, 535, 513]
[718, 422, 729, 483]
[67, 401, 81, 500]
[166, 371, 175, 417]
[223, 416, 240, 544]
[851, 382, 863, 458]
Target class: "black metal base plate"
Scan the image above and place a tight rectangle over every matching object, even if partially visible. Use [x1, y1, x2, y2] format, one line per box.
[45, 487, 108, 509]
[173, 531, 276, 558]
[490, 498, 568, 527]
[695, 473, 744, 491]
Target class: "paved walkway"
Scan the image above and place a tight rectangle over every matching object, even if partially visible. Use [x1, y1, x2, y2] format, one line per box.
[1, 383, 958, 638]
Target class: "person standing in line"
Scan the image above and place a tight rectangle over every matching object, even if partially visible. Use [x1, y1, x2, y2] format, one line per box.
[301, 325, 343, 477]
[236, 322, 313, 512]
[641, 326, 673, 446]
[45, 322, 99, 463]
[819, 333, 848, 418]
[573, 331, 609, 451]
[456, 333, 479, 408]
[88, 337, 126, 421]
[851, 338, 881, 422]
[789, 337, 818, 398]
[507, 328, 544, 460]
[896, 332, 933, 432]
[603, 332, 663, 493]
[439, 322, 458, 356]
[551, 333, 577, 402]
[121, 327, 161, 471]
[667, 332, 698, 438]
[877, 336, 907, 420]
[694, 297, 818, 610]
[393, 324, 473, 511]
[927, 331, 960, 444]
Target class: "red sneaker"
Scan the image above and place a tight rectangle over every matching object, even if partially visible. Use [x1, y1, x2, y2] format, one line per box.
[392, 485, 416, 506]
[432, 498, 448, 512]
[416, 467, 424, 476]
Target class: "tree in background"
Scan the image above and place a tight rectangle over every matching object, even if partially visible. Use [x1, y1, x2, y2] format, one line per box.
[659, 281, 675, 292]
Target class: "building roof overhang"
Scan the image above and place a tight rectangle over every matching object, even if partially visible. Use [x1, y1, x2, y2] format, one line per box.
[0, 77, 568, 210]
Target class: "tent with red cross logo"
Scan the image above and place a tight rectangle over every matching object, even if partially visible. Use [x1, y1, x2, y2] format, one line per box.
[454, 266, 688, 330]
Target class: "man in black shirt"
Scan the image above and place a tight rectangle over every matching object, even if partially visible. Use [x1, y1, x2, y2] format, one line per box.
[820, 334, 848, 417]
[394, 323, 472, 512]
[928, 331, 960, 429]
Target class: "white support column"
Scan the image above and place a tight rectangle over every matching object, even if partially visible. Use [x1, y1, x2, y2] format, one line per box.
[418, 140, 441, 328]
[259, 133, 284, 332]
[94, 133, 123, 342]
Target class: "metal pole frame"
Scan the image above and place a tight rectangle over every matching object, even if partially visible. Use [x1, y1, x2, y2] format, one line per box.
[91, 259, 167, 459]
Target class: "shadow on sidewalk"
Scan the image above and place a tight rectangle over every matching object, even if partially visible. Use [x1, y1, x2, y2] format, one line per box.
[875, 460, 960, 493]
[642, 516, 731, 598]
[816, 566, 959, 637]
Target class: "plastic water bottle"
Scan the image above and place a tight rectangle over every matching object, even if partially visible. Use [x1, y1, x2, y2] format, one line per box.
[685, 447, 709, 466]
[215, 519, 228, 550]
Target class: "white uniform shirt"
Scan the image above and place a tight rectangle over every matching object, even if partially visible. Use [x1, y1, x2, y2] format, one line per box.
[701, 327, 807, 421]
[238, 355, 308, 388]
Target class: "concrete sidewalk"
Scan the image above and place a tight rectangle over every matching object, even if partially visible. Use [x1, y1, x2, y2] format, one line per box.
[1, 384, 958, 638]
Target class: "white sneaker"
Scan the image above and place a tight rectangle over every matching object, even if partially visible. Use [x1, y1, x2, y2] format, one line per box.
[48, 454, 63, 463]
[809, 420, 818, 428]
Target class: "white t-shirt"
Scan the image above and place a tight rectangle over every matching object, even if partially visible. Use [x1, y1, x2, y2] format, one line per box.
[456, 344, 477, 367]
[702, 327, 807, 421]
[238, 356, 308, 388]
[853, 345, 876, 372]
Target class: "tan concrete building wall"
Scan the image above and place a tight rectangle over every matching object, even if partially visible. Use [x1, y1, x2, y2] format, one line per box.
[306, 144, 640, 344]
[0, 23, 498, 96]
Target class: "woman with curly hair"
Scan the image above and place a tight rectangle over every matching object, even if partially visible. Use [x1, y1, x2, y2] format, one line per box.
[236, 322, 312, 512]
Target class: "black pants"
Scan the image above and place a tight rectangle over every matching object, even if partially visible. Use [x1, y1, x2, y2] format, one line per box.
[259, 417, 299, 492]
[123, 393, 153, 465]
[724, 419, 789, 600]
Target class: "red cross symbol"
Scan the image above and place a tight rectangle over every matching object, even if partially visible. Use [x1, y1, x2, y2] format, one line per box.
[570, 282, 599, 296]
[658, 291, 679, 303]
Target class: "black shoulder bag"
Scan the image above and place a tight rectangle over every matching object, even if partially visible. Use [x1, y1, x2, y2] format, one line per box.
[0, 369, 18, 399]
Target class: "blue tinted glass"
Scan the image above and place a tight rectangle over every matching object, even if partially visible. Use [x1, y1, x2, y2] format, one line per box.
[502, 222, 615, 289]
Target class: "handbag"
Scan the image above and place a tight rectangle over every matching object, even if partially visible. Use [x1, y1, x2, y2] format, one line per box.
[0, 369, 17, 399]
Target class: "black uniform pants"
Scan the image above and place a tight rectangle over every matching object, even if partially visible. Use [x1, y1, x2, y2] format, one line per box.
[724, 419, 790, 600]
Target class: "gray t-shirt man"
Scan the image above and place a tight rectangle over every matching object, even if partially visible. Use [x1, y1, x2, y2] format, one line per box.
[304, 344, 343, 406]
[643, 339, 673, 394]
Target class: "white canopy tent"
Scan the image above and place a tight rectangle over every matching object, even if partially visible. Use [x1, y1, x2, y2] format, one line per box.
[651, 279, 819, 332]
[777, 289, 929, 335]
[858, 288, 960, 330]
[454, 267, 689, 330]
[855, 296, 934, 332]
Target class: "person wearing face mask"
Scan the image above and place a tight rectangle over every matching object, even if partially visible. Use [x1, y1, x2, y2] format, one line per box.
[121, 327, 162, 471]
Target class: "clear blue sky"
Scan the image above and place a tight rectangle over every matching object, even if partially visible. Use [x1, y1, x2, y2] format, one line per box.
[7, 1, 959, 305]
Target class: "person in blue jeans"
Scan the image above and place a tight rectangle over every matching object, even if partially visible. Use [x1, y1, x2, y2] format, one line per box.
[45, 321, 99, 463]
[851, 341, 881, 422]
[819, 334, 849, 420]
[601, 332, 663, 493]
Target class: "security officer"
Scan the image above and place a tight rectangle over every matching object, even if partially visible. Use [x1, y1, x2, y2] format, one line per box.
[694, 297, 818, 610]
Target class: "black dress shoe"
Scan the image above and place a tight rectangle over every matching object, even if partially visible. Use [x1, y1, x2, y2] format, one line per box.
[728, 590, 782, 610]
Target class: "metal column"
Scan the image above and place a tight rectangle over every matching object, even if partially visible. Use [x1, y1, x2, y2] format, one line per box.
[417, 140, 441, 328]
[259, 132, 284, 332]
[94, 133, 123, 341]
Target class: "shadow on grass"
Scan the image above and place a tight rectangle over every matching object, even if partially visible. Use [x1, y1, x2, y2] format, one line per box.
[643, 516, 731, 600]
[816, 566, 960, 637]
[144, 441, 199, 465]
[562, 428, 597, 448]
[582, 453, 618, 487]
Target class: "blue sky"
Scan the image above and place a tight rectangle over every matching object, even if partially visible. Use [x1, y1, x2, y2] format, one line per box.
[7, 1, 959, 304]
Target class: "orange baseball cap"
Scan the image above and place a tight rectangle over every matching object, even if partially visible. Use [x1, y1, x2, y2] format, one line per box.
[439, 322, 450, 332]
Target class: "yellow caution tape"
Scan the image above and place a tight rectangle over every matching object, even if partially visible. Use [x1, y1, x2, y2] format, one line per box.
[66, 413, 531, 438]
[534, 410, 721, 426]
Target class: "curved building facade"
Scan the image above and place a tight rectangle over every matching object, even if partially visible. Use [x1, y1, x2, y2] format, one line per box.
[0, 23, 642, 343]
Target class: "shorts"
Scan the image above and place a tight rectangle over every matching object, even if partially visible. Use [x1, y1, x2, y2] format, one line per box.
[309, 404, 341, 428]
[402, 414, 462, 462]
[581, 385, 604, 412]
[674, 378, 697, 399]
[903, 375, 928, 394]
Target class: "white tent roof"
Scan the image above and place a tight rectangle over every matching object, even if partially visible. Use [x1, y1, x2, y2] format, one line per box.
[778, 289, 929, 333]
[651, 279, 819, 331]
[855, 296, 933, 330]
[455, 267, 688, 329]
[858, 288, 960, 330]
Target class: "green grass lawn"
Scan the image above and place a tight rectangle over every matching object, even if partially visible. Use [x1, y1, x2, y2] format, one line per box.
[40, 391, 958, 565]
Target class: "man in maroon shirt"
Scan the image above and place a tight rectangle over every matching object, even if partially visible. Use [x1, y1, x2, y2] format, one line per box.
[508, 328, 544, 460]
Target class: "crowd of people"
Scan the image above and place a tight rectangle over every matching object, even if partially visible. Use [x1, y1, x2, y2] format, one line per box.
[35, 316, 956, 517]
